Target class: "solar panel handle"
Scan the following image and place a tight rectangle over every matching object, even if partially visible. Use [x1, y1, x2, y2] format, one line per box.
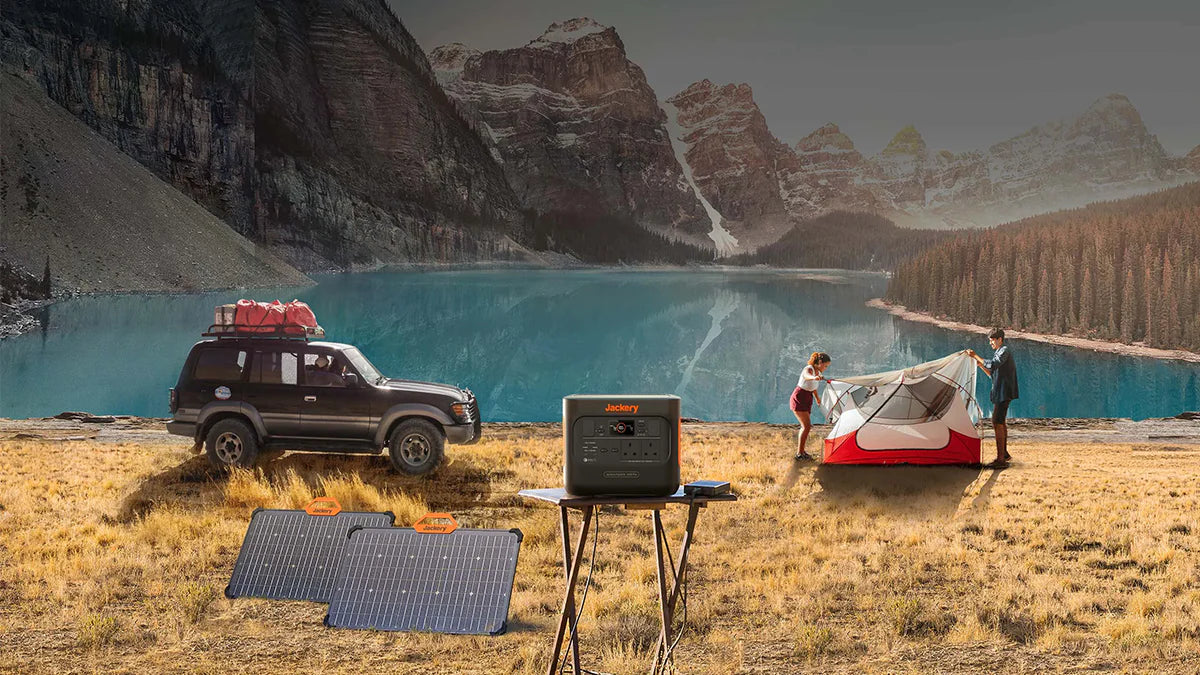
[305, 497, 342, 516]
[413, 512, 459, 534]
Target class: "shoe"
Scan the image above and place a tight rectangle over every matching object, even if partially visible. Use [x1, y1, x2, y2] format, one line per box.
[794, 452, 815, 461]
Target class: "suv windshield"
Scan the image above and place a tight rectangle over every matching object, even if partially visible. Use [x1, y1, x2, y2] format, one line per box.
[343, 347, 385, 384]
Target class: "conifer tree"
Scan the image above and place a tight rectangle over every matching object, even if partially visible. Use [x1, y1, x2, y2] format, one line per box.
[1120, 263, 1137, 343]
[1079, 266, 1094, 332]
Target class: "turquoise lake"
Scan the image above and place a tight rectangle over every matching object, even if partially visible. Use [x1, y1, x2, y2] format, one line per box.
[1, 269, 1196, 421]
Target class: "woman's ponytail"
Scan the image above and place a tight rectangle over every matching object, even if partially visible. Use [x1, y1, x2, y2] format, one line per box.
[807, 351, 831, 366]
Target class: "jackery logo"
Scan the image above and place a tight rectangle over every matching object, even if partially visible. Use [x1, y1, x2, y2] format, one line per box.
[604, 403, 639, 414]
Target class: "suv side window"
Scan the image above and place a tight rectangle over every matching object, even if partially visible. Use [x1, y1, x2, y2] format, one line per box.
[193, 348, 247, 382]
[251, 350, 298, 385]
[303, 352, 347, 388]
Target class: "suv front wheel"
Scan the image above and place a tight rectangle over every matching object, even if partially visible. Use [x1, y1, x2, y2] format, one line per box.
[388, 419, 445, 475]
[205, 418, 261, 468]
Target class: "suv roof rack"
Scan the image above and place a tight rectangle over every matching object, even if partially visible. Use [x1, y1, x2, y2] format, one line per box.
[202, 324, 326, 340]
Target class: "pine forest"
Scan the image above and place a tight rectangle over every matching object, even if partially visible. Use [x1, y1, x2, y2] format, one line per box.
[886, 182, 1200, 351]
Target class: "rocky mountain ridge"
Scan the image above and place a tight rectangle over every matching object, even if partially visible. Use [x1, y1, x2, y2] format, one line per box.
[429, 18, 713, 250]
[668, 80, 1196, 240]
[2, 4, 1194, 276]
[2, 0, 538, 275]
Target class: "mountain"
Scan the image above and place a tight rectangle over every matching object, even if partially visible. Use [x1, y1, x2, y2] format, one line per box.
[663, 80, 793, 252]
[1, 72, 308, 293]
[253, 0, 530, 268]
[429, 18, 713, 250]
[668, 80, 1196, 232]
[1, 0, 257, 235]
[845, 94, 1194, 227]
[2, 0, 535, 271]
[1186, 145, 1200, 173]
[785, 123, 878, 213]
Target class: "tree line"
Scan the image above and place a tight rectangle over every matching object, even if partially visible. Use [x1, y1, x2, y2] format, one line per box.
[732, 211, 952, 271]
[885, 183, 1200, 351]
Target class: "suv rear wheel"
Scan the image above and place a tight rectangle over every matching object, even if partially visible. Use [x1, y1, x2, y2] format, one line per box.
[388, 419, 445, 475]
[205, 418, 260, 468]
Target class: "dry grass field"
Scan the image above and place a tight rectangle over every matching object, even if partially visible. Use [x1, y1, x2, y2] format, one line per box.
[1, 420, 1198, 674]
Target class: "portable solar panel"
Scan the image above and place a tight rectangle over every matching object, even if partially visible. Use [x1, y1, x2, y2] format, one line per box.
[324, 526, 523, 635]
[225, 508, 395, 602]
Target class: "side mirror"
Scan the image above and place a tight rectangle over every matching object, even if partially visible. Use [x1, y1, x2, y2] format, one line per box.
[343, 373, 359, 388]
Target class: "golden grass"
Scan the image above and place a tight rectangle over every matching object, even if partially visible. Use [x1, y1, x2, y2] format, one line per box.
[0, 423, 1198, 673]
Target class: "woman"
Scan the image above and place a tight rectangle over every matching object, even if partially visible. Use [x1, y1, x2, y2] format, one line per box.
[790, 352, 831, 460]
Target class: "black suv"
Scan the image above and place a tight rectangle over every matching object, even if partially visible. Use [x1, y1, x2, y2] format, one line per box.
[166, 335, 480, 474]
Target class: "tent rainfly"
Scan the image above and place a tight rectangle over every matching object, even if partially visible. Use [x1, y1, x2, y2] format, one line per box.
[818, 352, 984, 465]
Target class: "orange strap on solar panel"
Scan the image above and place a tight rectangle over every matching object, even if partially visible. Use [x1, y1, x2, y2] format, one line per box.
[304, 496, 342, 516]
[413, 512, 458, 534]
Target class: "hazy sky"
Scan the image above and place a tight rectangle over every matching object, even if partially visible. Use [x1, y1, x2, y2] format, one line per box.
[393, 0, 1199, 157]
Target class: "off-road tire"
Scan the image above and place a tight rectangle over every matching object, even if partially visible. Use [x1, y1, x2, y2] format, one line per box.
[205, 418, 260, 469]
[388, 419, 445, 475]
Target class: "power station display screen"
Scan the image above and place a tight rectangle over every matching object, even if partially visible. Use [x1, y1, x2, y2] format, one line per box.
[610, 420, 636, 436]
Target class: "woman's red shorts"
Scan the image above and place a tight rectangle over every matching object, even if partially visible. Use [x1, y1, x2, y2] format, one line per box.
[790, 387, 813, 413]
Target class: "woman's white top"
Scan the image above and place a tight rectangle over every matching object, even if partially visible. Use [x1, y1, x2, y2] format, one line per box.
[797, 365, 821, 391]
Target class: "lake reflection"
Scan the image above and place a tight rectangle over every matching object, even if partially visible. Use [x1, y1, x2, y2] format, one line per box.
[0, 269, 1196, 421]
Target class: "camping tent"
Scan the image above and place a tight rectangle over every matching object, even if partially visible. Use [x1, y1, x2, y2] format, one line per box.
[818, 352, 983, 465]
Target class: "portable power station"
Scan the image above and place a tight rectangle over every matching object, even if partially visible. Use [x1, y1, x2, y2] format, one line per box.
[563, 395, 681, 497]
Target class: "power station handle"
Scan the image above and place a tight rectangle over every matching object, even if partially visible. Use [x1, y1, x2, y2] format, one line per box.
[414, 512, 458, 534]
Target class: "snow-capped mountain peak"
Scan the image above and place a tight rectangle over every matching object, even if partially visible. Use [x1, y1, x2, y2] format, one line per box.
[528, 17, 611, 48]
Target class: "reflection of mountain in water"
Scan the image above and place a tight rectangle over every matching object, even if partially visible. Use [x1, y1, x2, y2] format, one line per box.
[0, 270, 1195, 421]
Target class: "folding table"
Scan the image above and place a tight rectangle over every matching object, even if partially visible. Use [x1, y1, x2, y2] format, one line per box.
[519, 487, 737, 674]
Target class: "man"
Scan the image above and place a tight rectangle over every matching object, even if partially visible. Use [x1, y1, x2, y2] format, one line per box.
[308, 354, 343, 387]
[968, 328, 1019, 466]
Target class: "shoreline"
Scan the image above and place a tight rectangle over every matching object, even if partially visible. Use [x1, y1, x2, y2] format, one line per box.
[867, 298, 1200, 364]
[2, 414, 1197, 447]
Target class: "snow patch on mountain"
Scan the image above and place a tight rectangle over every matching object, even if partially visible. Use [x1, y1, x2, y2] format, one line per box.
[662, 100, 738, 255]
[529, 18, 609, 48]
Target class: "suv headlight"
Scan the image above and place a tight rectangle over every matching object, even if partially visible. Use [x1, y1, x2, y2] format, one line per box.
[450, 402, 469, 422]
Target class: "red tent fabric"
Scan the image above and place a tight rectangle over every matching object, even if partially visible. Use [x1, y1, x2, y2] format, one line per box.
[823, 429, 982, 465]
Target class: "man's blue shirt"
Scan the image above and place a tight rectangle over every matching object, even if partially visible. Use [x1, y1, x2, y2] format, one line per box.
[983, 344, 1019, 404]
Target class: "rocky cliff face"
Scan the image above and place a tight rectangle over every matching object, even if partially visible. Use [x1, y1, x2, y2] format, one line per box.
[1, 0, 257, 234]
[671, 81, 1196, 231]
[430, 18, 711, 248]
[1187, 145, 1200, 173]
[254, 0, 530, 268]
[663, 80, 792, 250]
[3, 0, 533, 270]
[856, 94, 1194, 227]
[785, 123, 877, 213]
[1, 71, 309, 294]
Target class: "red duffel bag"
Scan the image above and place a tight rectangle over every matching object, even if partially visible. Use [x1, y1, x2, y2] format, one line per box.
[282, 300, 317, 335]
[234, 299, 286, 333]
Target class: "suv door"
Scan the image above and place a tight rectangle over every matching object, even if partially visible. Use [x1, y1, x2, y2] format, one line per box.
[245, 347, 303, 437]
[183, 345, 248, 412]
[298, 349, 373, 439]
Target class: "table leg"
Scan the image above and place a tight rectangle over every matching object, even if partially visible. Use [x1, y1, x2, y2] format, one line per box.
[559, 506, 582, 675]
[651, 509, 671, 673]
[548, 505, 593, 675]
[654, 503, 701, 665]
